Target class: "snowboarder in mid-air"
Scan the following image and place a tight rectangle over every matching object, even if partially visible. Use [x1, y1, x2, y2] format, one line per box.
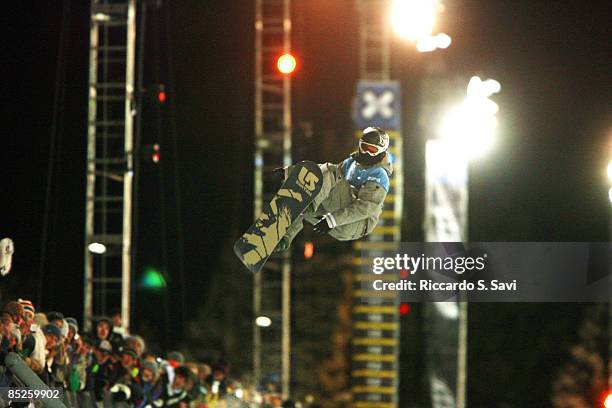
[275, 126, 392, 251]
[234, 126, 392, 273]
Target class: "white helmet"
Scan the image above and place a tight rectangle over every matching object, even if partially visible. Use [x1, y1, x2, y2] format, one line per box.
[359, 127, 389, 156]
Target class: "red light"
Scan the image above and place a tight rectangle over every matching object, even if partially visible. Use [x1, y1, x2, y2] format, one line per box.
[277, 53, 297, 74]
[399, 303, 410, 315]
[303, 241, 314, 259]
[157, 90, 166, 103]
[152, 144, 160, 163]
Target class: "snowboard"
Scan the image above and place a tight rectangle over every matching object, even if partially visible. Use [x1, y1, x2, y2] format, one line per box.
[234, 161, 323, 273]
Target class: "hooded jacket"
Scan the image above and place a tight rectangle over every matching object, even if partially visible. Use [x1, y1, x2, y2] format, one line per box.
[317, 152, 392, 241]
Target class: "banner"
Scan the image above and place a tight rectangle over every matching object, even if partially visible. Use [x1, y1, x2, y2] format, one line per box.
[351, 80, 402, 408]
[424, 138, 469, 407]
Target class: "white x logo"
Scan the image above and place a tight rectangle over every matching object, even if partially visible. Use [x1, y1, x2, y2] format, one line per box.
[361, 90, 394, 119]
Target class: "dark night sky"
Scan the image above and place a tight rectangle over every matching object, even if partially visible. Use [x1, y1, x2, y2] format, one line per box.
[1, 0, 611, 396]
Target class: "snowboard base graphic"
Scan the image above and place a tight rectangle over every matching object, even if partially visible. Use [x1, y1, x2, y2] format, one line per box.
[234, 161, 323, 273]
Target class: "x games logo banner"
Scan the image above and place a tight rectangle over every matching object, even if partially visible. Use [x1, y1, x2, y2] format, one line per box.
[355, 81, 402, 130]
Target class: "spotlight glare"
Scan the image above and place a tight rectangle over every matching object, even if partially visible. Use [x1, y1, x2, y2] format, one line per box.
[439, 76, 501, 159]
[390, 0, 439, 42]
[436, 33, 452, 49]
[416, 33, 452, 52]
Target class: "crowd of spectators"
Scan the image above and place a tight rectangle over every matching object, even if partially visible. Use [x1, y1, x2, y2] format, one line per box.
[0, 242, 298, 408]
[0, 299, 239, 408]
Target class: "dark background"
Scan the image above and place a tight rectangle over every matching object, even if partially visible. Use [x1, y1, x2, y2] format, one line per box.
[2, 0, 611, 406]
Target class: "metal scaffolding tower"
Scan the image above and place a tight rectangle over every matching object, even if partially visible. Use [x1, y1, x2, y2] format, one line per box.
[84, 0, 136, 332]
[352, 1, 403, 408]
[358, 0, 391, 80]
[253, 0, 293, 398]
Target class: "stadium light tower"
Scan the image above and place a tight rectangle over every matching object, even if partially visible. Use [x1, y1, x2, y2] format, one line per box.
[424, 75, 501, 408]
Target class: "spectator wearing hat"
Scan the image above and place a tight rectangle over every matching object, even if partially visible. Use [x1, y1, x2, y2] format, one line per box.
[43, 323, 62, 350]
[40, 324, 61, 385]
[42, 325, 60, 351]
[65, 317, 79, 343]
[17, 314, 42, 376]
[64, 317, 80, 369]
[46, 312, 65, 329]
[125, 335, 146, 357]
[167, 351, 185, 369]
[113, 347, 140, 385]
[17, 299, 35, 334]
[86, 339, 116, 401]
[16, 299, 40, 370]
[44, 316, 69, 387]
[67, 332, 93, 392]
[105, 346, 142, 404]
[134, 361, 164, 408]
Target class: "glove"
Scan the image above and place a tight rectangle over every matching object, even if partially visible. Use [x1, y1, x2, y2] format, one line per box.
[313, 213, 337, 235]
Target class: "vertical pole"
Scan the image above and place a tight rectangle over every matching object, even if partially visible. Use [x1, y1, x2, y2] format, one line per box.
[84, 4, 99, 332]
[608, 188, 612, 390]
[456, 301, 468, 408]
[122, 0, 136, 333]
[253, 0, 263, 388]
[456, 163, 469, 408]
[282, 258, 291, 400]
[281, 0, 292, 399]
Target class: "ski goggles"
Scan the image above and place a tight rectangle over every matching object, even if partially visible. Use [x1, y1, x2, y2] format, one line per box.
[359, 140, 385, 156]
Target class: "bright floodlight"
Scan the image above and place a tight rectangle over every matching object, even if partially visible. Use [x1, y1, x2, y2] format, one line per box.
[390, 0, 440, 42]
[604, 393, 612, 408]
[607, 161, 612, 183]
[88, 242, 106, 254]
[255, 316, 272, 327]
[608, 187, 612, 204]
[417, 33, 452, 52]
[277, 54, 297, 74]
[439, 76, 501, 159]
